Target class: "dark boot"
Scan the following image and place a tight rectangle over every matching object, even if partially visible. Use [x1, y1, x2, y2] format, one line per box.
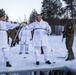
[69, 55, 74, 60]
[6, 61, 12, 67]
[66, 57, 70, 61]
[66, 54, 74, 61]
[66, 49, 74, 61]
[36, 61, 39, 65]
[70, 50, 74, 60]
[45, 60, 51, 64]
[25, 52, 28, 54]
[19, 52, 22, 54]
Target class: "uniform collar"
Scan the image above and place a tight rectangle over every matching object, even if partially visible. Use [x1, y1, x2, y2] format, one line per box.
[35, 19, 43, 24]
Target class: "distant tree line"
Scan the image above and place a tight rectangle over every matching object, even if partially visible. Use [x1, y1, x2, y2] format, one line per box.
[5, 0, 76, 34]
[28, 0, 76, 34]
[29, 0, 76, 24]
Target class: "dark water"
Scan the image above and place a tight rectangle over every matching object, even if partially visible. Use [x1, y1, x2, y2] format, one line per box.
[0, 69, 74, 75]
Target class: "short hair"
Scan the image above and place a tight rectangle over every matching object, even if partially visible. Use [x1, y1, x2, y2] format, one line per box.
[36, 14, 41, 16]
[35, 14, 42, 18]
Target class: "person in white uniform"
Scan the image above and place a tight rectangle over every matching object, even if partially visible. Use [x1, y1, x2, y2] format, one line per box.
[29, 14, 52, 65]
[19, 22, 31, 54]
[0, 8, 19, 67]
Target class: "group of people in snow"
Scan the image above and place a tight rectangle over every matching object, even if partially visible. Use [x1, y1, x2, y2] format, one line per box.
[0, 8, 75, 67]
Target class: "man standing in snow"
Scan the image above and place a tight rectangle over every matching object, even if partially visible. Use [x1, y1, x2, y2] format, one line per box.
[63, 22, 74, 61]
[0, 8, 19, 67]
[29, 14, 52, 65]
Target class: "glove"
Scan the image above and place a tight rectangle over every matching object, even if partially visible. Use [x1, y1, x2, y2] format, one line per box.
[47, 29, 51, 35]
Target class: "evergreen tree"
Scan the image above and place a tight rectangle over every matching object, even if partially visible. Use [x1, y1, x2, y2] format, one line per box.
[29, 9, 38, 23]
[41, 0, 65, 19]
[63, 0, 76, 19]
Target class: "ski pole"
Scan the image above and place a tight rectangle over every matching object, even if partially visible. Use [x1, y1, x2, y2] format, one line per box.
[49, 35, 55, 63]
[13, 17, 24, 44]
[13, 25, 22, 44]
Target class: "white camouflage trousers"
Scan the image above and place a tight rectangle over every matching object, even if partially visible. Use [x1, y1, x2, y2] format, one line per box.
[35, 46, 50, 62]
[20, 44, 29, 53]
[2, 47, 10, 62]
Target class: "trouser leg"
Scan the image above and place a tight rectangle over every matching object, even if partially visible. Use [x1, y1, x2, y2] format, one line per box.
[2, 47, 10, 62]
[2, 47, 11, 67]
[42, 46, 50, 61]
[25, 44, 29, 53]
[35, 47, 41, 61]
[19, 44, 25, 54]
[66, 46, 74, 60]
[68, 48, 74, 59]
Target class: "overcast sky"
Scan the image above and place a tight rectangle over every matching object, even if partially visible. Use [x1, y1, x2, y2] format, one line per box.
[0, 0, 65, 22]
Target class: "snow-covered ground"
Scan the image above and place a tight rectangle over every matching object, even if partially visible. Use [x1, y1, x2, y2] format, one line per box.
[0, 35, 76, 74]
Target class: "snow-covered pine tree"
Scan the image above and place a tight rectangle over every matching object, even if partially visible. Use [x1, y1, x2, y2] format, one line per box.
[29, 9, 38, 24]
[41, 0, 65, 19]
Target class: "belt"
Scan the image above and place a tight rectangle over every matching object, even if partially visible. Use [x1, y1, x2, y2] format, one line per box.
[34, 28, 46, 31]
